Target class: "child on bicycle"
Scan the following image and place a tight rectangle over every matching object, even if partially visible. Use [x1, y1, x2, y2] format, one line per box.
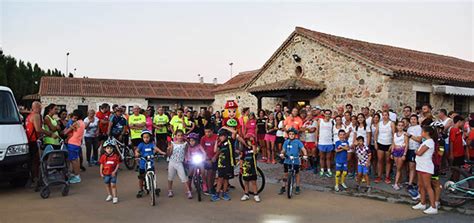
[211, 128, 236, 202]
[186, 133, 207, 195]
[167, 129, 192, 199]
[135, 130, 166, 198]
[99, 139, 121, 204]
[334, 129, 349, 192]
[355, 136, 371, 192]
[278, 128, 308, 195]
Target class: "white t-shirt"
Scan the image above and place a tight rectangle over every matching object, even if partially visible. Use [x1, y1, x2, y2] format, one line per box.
[407, 125, 422, 151]
[276, 120, 284, 137]
[355, 125, 371, 146]
[84, 116, 99, 138]
[345, 123, 354, 145]
[389, 112, 397, 122]
[377, 121, 393, 145]
[415, 139, 435, 174]
[333, 124, 346, 144]
[365, 116, 372, 128]
[318, 119, 333, 145]
[302, 120, 317, 142]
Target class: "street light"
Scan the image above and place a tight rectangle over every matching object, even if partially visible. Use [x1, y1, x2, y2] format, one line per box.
[66, 52, 70, 77]
[229, 62, 233, 78]
[74, 68, 77, 76]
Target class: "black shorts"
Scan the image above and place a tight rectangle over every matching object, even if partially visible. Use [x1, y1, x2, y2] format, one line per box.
[217, 167, 234, 179]
[275, 137, 285, 144]
[243, 175, 257, 181]
[98, 134, 108, 141]
[407, 150, 416, 162]
[131, 138, 143, 148]
[283, 164, 300, 174]
[432, 165, 440, 180]
[204, 160, 218, 171]
[452, 156, 465, 167]
[28, 142, 39, 158]
[377, 143, 391, 152]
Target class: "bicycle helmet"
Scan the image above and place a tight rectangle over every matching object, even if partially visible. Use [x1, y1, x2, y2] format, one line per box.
[430, 121, 444, 129]
[187, 133, 200, 141]
[286, 127, 298, 134]
[217, 129, 230, 137]
[102, 138, 117, 148]
[226, 119, 238, 127]
[141, 129, 153, 138]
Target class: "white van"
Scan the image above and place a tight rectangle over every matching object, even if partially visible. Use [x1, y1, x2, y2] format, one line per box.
[0, 86, 30, 186]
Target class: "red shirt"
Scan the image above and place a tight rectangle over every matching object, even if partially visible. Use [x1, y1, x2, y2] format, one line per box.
[25, 113, 40, 142]
[96, 111, 111, 134]
[449, 127, 464, 158]
[468, 130, 474, 159]
[201, 134, 217, 159]
[99, 153, 121, 175]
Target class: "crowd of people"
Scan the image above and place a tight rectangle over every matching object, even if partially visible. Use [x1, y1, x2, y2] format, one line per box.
[24, 101, 474, 214]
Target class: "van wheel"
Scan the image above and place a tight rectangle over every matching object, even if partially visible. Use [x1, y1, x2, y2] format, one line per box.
[10, 177, 28, 187]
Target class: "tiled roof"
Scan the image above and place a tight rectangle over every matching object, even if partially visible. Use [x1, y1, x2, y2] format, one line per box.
[295, 27, 474, 84]
[39, 76, 218, 100]
[213, 69, 260, 93]
[248, 77, 325, 93]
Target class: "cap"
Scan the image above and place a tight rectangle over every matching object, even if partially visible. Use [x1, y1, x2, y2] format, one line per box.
[224, 100, 239, 109]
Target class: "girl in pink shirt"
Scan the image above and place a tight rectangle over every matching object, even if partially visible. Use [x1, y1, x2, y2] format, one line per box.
[64, 110, 86, 184]
[245, 112, 257, 137]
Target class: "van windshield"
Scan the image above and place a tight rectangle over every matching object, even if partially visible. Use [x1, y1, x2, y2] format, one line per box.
[0, 90, 21, 124]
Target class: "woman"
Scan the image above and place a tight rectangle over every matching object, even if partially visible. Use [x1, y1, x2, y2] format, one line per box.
[84, 109, 99, 166]
[264, 113, 278, 164]
[375, 111, 395, 184]
[275, 111, 285, 155]
[256, 110, 267, 161]
[43, 103, 61, 150]
[57, 109, 68, 139]
[370, 113, 380, 175]
[145, 109, 153, 132]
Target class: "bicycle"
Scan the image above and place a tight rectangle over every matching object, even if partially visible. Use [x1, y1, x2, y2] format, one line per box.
[139, 154, 160, 206]
[234, 151, 266, 195]
[110, 137, 135, 170]
[440, 160, 474, 207]
[190, 153, 205, 202]
[281, 155, 305, 199]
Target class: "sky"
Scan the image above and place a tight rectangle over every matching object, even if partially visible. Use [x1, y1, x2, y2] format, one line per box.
[1, 0, 473, 83]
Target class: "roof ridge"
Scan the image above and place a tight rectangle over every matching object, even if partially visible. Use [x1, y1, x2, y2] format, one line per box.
[40, 76, 218, 86]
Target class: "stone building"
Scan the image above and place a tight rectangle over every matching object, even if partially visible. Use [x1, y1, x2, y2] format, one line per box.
[214, 27, 474, 115]
[37, 76, 217, 114]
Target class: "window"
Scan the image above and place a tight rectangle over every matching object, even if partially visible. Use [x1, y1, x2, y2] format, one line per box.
[416, 92, 430, 108]
[295, 66, 303, 76]
[56, 104, 67, 112]
[453, 96, 469, 117]
[77, 105, 88, 116]
[0, 91, 21, 124]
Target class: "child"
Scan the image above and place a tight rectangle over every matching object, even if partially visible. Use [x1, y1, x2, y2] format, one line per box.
[135, 130, 167, 198]
[412, 126, 438, 215]
[201, 127, 218, 195]
[99, 139, 121, 204]
[390, 121, 408, 190]
[431, 121, 445, 209]
[211, 129, 236, 202]
[166, 129, 192, 198]
[186, 133, 207, 195]
[355, 136, 371, 192]
[278, 128, 308, 195]
[63, 109, 85, 183]
[334, 130, 349, 192]
[239, 133, 260, 202]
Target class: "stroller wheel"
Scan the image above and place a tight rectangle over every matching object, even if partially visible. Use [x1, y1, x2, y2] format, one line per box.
[62, 185, 70, 196]
[40, 187, 50, 199]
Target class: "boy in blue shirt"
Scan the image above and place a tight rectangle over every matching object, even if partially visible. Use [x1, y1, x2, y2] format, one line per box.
[278, 128, 308, 195]
[334, 129, 349, 192]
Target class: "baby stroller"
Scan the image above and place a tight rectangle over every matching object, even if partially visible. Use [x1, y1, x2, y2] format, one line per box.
[39, 144, 70, 199]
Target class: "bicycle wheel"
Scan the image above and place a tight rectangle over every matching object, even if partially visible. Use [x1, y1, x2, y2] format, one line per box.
[287, 173, 294, 199]
[147, 174, 156, 206]
[194, 175, 202, 202]
[440, 167, 473, 207]
[124, 146, 136, 170]
[239, 167, 266, 195]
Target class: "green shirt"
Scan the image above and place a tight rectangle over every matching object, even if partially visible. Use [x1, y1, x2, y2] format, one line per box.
[170, 115, 189, 134]
[43, 115, 60, 145]
[128, 114, 146, 139]
[153, 114, 169, 134]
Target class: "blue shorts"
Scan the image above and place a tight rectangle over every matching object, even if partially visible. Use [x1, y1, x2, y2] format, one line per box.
[335, 162, 348, 171]
[319, 144, 334, 153]
[103, 175, 117, 184]
[67, 144, 81, 161]
[358, 165, 369, 175]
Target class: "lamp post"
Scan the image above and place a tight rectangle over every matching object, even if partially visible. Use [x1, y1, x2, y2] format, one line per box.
[74, 68, 77, 76]
[229, 62, 233, 78]
[66, 52, 70, 76]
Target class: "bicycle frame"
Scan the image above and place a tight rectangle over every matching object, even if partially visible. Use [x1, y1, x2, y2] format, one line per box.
[449, 176, 474, 197]
[140, 156, 157, 192]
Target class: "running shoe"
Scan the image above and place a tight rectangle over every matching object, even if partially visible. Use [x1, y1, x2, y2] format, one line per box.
[319, 170, 324, 177]
[423, 207, 438, 215]
[222, 192, 231, 201]
[136, 190, 144, 198]
[392, 184, 401, 191]
[186, 191, 193, 199]
[341, 183, 348, 189]
[254, 195, 261, 202]
[241, 194, 250, 201]
[211, 194, 220, 202]
[112, 197, 119, 204]
[168, 190, 174, 198]
[295, 186, 301, 195]
[105, 195, 113, 202]
[334, 185, 340, 192]
[384, 177, 391, 184]
[325, 171, 333, 178]
[412, 202, 426, 210]
[374, 177, 382, 183]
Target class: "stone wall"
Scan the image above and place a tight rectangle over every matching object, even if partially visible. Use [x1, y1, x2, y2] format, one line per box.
[213, 90, 282, 112]
[41, 96, 148, 113]
[148, 99, 212, 112]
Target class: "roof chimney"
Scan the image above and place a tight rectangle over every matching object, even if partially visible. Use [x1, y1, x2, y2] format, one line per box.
[213, 78, 217, 85]
[198, 74, 203, 84]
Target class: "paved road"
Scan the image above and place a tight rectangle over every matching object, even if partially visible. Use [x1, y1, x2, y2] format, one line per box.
[0, 162, 468, 223]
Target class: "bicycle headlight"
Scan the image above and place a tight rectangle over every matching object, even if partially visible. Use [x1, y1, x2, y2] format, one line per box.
[192, 154, 204, 164]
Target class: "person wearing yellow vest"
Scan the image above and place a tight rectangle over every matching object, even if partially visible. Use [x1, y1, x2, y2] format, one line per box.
[169, 108, 188, 137]
[43, 104, 61, 150]
[129, 106, 146, 151]
[153, 106, 169, 150]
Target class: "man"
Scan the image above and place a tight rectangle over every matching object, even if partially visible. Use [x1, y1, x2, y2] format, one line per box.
[382, 103, 397, 122]
[25, 102, 58, 183]
[419, 103, 433, 124]
[449, 115, 466, 181]
[169, 108, 188, 137]
[128, 106, 146, 152]
[402, 106, 413, 120]
[345, 104, 353, 115]
[108, 107, 127, 142]
[284, 108, 303, 132]
[153, 106, 169, 151]
[274, 104, 282, 114]
[312, 106, 324, 120]
[362, 106, 372, 127]
[336, 104, 345, 117]
[96, 103, 111, 149]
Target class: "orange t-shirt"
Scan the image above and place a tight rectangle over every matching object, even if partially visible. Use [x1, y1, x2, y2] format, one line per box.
[68, 120, 85, 147]
[284, 116, 303, 131]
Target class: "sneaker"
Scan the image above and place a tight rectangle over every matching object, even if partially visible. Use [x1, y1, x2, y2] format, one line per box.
[334, 185, 340, 192]
[366, 186, 372, 193]
[384, 177, 391, 184]
[112, 197, 118, 204]
[341, 183, 348, 189]
[374, 177, 382, 183]
[105, 195, 113, 202]
[210, 194, 220, 202]
[278, 187, 286, 195]
[319, 170, 324, 177]
[392, 184, 401, 191]
[295, 186, 301, 195]
[412, 193, 421, 201]
[186, 191, 193, 199]
[412, 202, 427, 210]
[423, 206, 438, 215]
[325, 171, 333, 178]
[168, 190, 174, 198]
[240, 194, 250, 201]
[136, 190, 144, 198]
[254, 195, 261, 202]
[68, 175, 81, 184]
[203, 191, 210, 196]
[222, 192, 231, 201]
